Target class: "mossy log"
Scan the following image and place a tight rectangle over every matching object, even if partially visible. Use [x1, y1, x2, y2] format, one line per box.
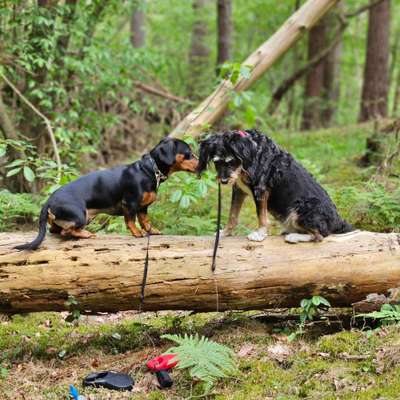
[0, 231, 399, 314]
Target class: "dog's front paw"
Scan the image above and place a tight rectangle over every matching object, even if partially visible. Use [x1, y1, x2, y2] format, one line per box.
[247, 227, 267, 242]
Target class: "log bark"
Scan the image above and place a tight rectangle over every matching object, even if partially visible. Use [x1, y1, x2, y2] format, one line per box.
[0, 231, 399, 315]
[170, 0, 339, 138]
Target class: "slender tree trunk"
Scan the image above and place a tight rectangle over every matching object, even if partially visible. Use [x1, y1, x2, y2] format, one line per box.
[187, 0, 210, 98]
[216, 0, 232, 70]
[320, 4, 343, 127]
[285, 0, 302, 129]
[301, 19, 327, 130]
[392, 66, 400, 116]
[0, 88, 18, 141]
[56, 0, 77, 58]
[130, 0, 146, 48]
[359, 0, 390, 122]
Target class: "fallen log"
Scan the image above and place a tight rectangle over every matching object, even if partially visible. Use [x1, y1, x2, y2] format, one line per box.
[0, 231, 399, 314]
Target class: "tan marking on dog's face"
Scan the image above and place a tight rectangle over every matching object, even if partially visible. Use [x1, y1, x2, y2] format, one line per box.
[170, 153, 199, 173]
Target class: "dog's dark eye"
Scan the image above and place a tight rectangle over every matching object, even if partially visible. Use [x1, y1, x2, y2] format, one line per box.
[184, 152, 192, 159]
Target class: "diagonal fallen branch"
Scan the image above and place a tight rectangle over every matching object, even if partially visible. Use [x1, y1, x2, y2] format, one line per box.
[134, 81, 191, 104]
[169, 0, 339, 138]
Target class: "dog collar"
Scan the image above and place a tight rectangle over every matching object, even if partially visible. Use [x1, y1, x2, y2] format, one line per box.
[148, 156, 168, 189]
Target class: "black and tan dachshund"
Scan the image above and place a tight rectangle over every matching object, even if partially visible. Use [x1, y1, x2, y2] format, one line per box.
[197, 129, 353, 243]
[15, 138, 198, 250]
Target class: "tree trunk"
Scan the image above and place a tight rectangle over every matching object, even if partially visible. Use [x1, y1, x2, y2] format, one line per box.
[301, 19, 327, 130]
[170, 0, 339, 139]
[1, 231, 399, 314]
[130, 0, 146, 48]
[216, 0, 232, 69]
[267, 26, 344, 116]
[359, 0, 390, 122]
[187, 0, 211, 98]
[0, 88, 18, 141]
[393, 66, 400, 116]
[321, 5, 343, 126]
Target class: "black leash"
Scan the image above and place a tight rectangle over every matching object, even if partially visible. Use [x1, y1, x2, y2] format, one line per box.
[140, 232, 151, 309]
[211, 183, 222, 272]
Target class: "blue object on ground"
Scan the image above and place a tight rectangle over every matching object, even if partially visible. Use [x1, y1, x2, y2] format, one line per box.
[69, 384, 87, 400]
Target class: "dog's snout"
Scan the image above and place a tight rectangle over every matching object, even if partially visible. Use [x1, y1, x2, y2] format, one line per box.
[220, 178, 229, 184]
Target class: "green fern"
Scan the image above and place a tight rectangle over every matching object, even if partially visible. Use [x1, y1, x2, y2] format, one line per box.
[162, 333, 236, 390]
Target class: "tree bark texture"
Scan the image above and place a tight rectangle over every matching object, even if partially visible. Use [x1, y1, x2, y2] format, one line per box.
[187, 0, 211, 98]
[130, 0, 146, 48]
[359, 0, 391, 122]
[0, 231, 399, 315]
[217, 0, 232, 67]
[301, 19, 327, 130]
[321, 5, 343, 126]
[170, 0, 339, 139]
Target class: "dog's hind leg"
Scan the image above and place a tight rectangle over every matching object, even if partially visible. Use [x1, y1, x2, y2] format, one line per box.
[49, 205, 93, 238]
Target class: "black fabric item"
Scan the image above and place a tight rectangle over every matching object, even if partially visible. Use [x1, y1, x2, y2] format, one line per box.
[155, 370, 173, 388]
[83, 371, 134, 391]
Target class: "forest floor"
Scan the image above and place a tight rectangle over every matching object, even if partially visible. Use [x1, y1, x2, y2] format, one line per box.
[1, 123, 399, 399]
[2, 310, 400, 399]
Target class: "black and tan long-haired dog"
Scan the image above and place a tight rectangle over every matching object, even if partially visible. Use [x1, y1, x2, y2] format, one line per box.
[197, 129, 352, 243]
[15, 138, 198, 250]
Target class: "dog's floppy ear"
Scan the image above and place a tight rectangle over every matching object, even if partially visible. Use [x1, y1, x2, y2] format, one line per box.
[197, 136, 213, 175]
[226, 131, 256, 168]
[152, 138, 176, 166]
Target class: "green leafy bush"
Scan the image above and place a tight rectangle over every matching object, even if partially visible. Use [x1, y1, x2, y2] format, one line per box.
[0, 190, 43, 231]
[356, 304, 400, 326]
[332, 183, 400, 232]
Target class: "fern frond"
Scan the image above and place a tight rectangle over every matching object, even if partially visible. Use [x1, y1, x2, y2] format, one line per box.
[162, 333, 236, 387]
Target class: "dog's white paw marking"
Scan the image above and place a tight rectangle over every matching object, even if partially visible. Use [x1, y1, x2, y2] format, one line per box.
[285, 233, 313, 244]
[247, 227, 267, 242]
[216, 229, 231, 237]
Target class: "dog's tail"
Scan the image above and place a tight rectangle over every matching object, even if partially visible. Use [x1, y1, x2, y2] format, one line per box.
[333, 218, 353, 234]
[14, 202, 50, 251]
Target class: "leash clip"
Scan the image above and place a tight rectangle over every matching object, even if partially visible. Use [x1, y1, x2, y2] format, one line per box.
[149, 156, 167, 189]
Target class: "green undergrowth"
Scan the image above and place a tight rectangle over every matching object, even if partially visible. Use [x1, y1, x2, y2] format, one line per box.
[2, 311, 400, 399]
[1, 123, 399, 234]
